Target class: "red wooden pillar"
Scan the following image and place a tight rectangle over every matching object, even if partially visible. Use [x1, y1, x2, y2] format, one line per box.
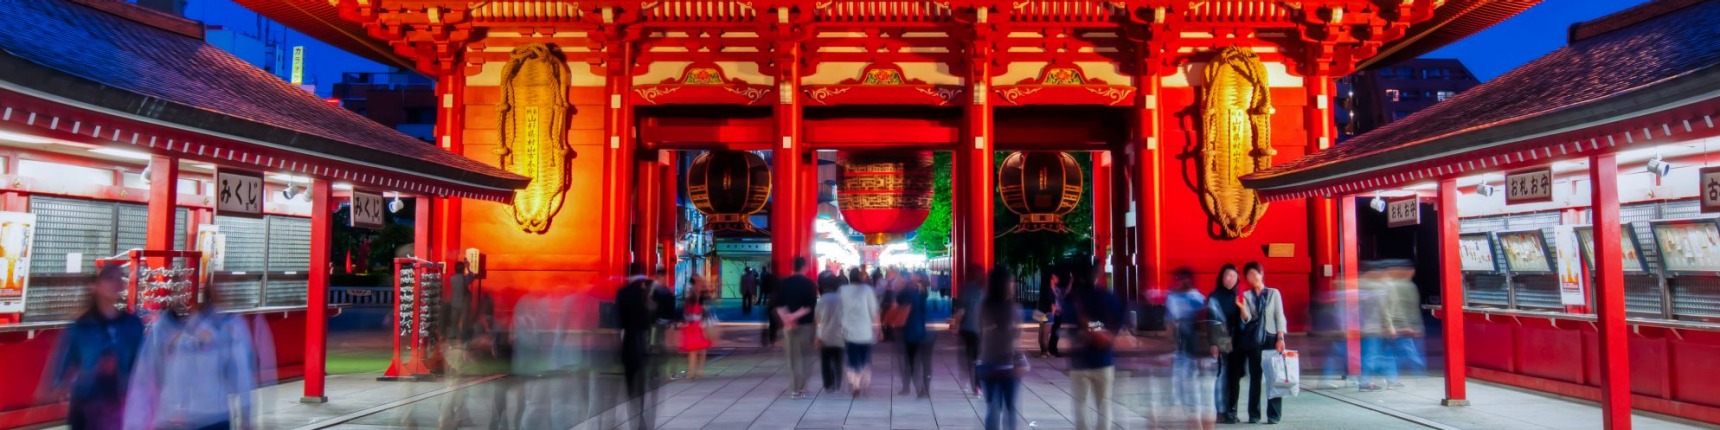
[415, 196, 434, 260]
[1133, 78, 1163, 298]
[1306, 76, 1342, 327]
[145, 155, 179, 252]
[636, 151, 661, 274]
[302, 179, 333, 403]
[951, 144, 967, 289]
[1589, 153, 1630, 429]
[1340, 195, 1362, 377]
[771, 36, 805, 276]
[434, 72, 466, 264]
[605, 38, 637, 277]
[1092, 152, 1112, 284]
[960, 32, 995, 282]
[1110, 149, 1133, 302]
[798, 148, 818, 277]
[661, 155, 679, 286]
[1437, 178, 1469, 406]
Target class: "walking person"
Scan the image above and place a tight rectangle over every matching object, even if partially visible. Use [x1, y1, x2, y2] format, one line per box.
[41, 265, 145, 430]
[1238, 262, 1288, 424]
[1206, 264, 1244, 424]
[1041, 267, 1070, 358]
[124, 279, 260, 430]
[615, 267, 659, 430]
[1165, 268, 1209, 421]
[978, 267, 1026, 430]
[895, 272, 934, 398]
[839, 268, 882, 396]
[761, 267, 781, 347]
[1063, 263, 1123, 430]
[1358, 261, 1397, 392]
[681, 275, 714, 380]
[741, 267, 758, 316]
[1384, 260, 1427, 382]
[951, 265, 985, 397]
[776, 257, 820, 398]
[816, 276, 846, 393]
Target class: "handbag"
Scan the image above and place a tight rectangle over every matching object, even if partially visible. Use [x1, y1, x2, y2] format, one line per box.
[1235, 290, 1273, 351]
[1204, 319, 1233, 354]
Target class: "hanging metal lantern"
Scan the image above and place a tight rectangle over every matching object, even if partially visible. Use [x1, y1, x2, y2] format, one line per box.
[837, 151, 935, 245]
[998, 151, 1084, 234]
[687, 151, 771, 232]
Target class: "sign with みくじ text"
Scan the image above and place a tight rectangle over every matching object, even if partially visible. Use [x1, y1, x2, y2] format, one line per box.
[350, 190, 385, 229]
[1505, 167, 1553, 205]
[215, 169, 265, 218]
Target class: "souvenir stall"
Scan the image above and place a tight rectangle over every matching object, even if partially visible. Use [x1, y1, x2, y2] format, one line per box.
[1242, 1, 1720, 427]
[0, 1, 528, 427]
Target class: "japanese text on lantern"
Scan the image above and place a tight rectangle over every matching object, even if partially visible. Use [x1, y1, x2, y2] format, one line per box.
[1505, 167, 1553, 205]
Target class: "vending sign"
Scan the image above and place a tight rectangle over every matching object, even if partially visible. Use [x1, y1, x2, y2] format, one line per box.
[350, 190, 385, 229]
[1505, 167, 1554, 205]
[1554, 226, 1586, 306]
[1386, 197, 1420, 228]
[0, 212, 36, 314]
[215, 169, 265, 218]
[1700, 166, 1720, 213]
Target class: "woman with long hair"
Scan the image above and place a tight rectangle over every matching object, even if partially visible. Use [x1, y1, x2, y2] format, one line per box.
[1205, 264, 1244, 424]
[42, 265, 145, 430]
[978, 267, 1026, 430]
[680, 275, 714, 380]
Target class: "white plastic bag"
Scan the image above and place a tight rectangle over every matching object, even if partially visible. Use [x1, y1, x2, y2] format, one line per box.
[1263, 350, 1300, 398]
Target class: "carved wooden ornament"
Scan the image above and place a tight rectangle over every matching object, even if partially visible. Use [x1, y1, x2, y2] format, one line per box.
[1200, 47, 1276, 239]
[495, 43, 572, 233]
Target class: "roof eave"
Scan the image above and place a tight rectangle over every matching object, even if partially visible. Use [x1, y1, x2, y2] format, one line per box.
[0, 51, 529, 193]
[1243, 65, 1720, 195]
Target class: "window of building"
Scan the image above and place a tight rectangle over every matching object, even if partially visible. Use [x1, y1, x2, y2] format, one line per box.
[1437, 91, 1457, 101]
[1386, 89, 1400, 102]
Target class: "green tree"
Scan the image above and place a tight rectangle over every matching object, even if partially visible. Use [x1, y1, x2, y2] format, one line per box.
[910, 151, 954, 256]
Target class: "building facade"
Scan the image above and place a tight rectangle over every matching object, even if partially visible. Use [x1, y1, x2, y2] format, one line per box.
[331, 70, 440, 142]
[1336, 58, 1482, 140]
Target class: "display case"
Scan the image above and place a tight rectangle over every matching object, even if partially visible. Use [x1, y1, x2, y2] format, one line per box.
[1650, 219, 1720, 274]
[1575, 224, 1649, 273]
[382, 257, 444, 380]
[1498, 229, 1555, 274]
[95, 250, 202, 323]
[1459, 233, 1500, 273]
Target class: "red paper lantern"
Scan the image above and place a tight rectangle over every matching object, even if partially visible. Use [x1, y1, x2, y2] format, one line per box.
[687, 151, 771, 232]
[837, 151, 935, 245]
[998, 151, 1083, 234]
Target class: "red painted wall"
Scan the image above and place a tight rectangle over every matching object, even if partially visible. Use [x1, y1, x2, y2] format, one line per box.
[1463, 314, 1720, 424]
[1157, 86, 1315, 332]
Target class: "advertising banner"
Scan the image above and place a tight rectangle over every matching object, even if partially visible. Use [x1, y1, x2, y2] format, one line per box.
[0, 212, 37, 314]
[1555, 226, 1586, 306]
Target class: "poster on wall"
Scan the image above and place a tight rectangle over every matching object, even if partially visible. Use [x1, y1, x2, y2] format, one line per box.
[1458, 233, 1497, 272]
[350, 190, 385, 229]
[1575, 225, 1647, 273]
[1651, 219, 1720, 273]
[1554, 226, 1586, 306]
[215, 169, 265, 218]
[195, 225, 226, 284]
[1498, 230, 1553, 273]
[0, 212, 36, 314]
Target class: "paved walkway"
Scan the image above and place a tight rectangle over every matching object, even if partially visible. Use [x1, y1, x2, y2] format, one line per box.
[205, 323, 1711, 429]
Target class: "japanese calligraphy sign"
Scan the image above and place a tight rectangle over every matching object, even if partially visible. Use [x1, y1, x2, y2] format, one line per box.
[350, 190, 385, 229]
[215, 169, 265, 218]
[1700, 167, 1720, 213]
[1386, 197, 1420, 228]
[1504, 167, 1554, 205]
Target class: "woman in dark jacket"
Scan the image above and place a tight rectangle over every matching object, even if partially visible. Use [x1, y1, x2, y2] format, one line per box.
[1204, 264, 1244, 424]
[43, 265, 145, 430]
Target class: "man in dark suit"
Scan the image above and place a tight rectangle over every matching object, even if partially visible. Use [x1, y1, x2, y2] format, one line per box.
[615, 264, 658, 429]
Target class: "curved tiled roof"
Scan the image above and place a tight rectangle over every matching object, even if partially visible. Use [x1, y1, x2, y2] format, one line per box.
[1245, 0, 1720, 193]
[0, 0, 527, 192]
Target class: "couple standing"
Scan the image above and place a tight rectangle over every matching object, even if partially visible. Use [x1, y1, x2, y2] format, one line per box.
[1208, 262, 1291, 425]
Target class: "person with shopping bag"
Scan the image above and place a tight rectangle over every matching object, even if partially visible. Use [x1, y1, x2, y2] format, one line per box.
[1237, 262, 1288, 424]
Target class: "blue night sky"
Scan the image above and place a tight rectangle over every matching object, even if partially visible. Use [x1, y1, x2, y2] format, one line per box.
[185, 0, 1652, 89]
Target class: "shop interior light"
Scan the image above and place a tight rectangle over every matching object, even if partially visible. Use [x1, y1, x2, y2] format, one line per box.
[1476, 183, 1498, 197]
[89, 147, 154, 160]
[140, 160, 152, 185]
[388, 195, 405, 213]
[1647, 155, 1673, 177]
[1369, 192, 1387, 213]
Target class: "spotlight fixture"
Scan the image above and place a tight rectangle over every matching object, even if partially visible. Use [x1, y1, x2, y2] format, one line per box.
[280, 184, 301, 200]
[1369, 193, 1387, 213]
[1647, 155, 1672, 177]
[1476, 183, 1498, 197]
[140, 161, 152, 185]
[388, 195, 405, 213]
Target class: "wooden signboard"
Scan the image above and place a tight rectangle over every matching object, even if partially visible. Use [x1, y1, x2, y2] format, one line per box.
[350, 190, 385, 229]
[214, 169, 265, 218]
[1505, 167, 1553, 205]
[1700, 166, 1720, 213]
[1386, 197, 1420, 228]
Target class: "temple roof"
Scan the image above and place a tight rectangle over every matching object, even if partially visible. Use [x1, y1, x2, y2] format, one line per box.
[1244, 0, 1720, 197]
[0, 0, 527, 195]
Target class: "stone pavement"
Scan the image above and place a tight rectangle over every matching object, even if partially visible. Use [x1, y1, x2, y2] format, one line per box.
[58, 323, 1706, 429]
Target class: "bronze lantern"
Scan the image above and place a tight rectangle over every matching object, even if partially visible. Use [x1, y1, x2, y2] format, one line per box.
[998, 151, 1084, 234]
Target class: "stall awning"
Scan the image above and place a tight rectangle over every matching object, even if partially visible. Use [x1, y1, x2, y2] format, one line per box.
[1243, 0, 1720, 201]
[0, 0, 529, 201]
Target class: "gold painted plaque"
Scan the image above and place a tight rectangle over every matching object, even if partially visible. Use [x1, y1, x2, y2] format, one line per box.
[1199, 47, 1275, 239]
[495, 43, 572, 233]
